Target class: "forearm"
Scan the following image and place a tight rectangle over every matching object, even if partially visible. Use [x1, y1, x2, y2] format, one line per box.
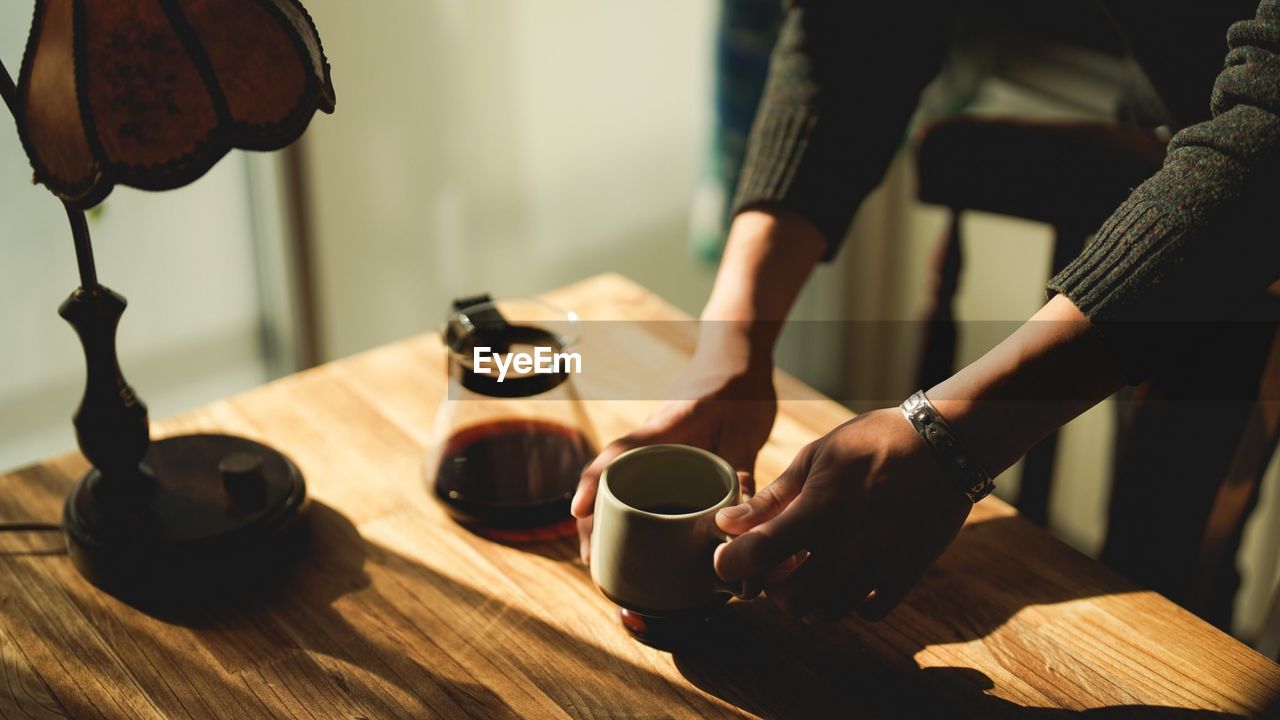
[704, 209, 825, 322]
[925, 294, 1126, 477]
[697, 208, 826, 370]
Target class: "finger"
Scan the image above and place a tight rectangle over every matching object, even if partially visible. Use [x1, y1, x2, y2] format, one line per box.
[714, 492, 820, 582]
[714, 478, 796, 536]
[767, 546, 875, 622]
[859, 565, 925, 622]
[715, 442, 817, 535]
[571, 437, 639, 518]
[812, 567, 882, 623]
[716, 546, 807, 596]
[577, 514, 594, 565]
[736, 471, 756, 501]
[766, 549, 810, 582]
[757, 512, 880, 620]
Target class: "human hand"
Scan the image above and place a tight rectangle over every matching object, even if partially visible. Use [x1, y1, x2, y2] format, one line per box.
[570, 208, 822, 563]
[570, 354, 777, 563]
[713, 407, 972, 621]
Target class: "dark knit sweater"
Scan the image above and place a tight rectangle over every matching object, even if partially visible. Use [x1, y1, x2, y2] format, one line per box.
[733, 1, 1280, 381]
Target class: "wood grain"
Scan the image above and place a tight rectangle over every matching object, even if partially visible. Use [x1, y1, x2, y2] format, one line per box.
[2, 273, 1279, 718]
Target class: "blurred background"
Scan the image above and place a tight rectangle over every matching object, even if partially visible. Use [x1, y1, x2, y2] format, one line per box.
[2, 1, 1278, 646]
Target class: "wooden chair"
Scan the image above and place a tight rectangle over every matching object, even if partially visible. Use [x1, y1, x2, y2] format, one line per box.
[913, 115, 1167, 525]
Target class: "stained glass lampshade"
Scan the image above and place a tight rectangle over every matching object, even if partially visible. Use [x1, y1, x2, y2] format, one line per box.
[16, 0, 335, 208]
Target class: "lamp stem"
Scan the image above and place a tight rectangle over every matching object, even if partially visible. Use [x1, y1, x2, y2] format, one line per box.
[0, 56, 99, 289]
[0, 57, 15, 119]
[64, 203, 99, 288]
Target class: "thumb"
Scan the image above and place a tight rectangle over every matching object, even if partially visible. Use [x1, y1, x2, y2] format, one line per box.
[715, 439, 817, 535]
[714, 493, 816, 583]
[715, 471, 800, 535]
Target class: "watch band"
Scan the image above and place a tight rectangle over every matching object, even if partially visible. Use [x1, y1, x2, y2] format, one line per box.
[900, 390, 995, 503]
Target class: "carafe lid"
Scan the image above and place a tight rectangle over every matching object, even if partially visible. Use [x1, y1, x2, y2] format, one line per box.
[445, 294, 575, 398]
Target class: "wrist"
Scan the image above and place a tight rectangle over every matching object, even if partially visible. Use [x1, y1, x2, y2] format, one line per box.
[696, 209, 824, 372]
[689, 325, 773, 385]
[900, 392, 996, 503]
[925, 294, 1124, 475]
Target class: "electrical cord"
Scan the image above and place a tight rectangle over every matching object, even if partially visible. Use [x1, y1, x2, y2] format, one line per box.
[0, 522, 62, 532]
[0, 522, 66, 555]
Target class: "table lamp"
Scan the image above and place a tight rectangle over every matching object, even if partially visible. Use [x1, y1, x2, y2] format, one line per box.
[0, 0, 335, 601]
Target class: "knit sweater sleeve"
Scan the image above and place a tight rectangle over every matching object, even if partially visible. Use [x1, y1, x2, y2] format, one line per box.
[730, 0, 948, 259]
[1049, 0, 1280, 382]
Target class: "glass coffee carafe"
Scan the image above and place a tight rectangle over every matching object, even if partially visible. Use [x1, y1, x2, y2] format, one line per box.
[426, 295, 596, 541]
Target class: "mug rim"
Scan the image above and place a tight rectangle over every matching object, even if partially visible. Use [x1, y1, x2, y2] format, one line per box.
[598, 443, 737, 519]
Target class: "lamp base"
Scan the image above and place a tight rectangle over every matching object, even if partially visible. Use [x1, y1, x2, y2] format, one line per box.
[62, 433, 308, 607]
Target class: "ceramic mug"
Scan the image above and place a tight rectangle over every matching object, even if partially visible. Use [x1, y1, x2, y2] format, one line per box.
[590, 444, 749, 617]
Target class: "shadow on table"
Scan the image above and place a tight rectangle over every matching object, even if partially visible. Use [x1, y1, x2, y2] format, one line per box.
[129, 502, 518, 717]
[916, 667, 1263, 719]
[123, 503, 1279, 719]
[673, 612, 1261, 718]
[148, 501, 743, 718]
[668, 514, 1280, 719]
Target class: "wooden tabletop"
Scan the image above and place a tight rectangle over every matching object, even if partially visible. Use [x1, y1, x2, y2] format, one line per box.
[2, 273, 1279, 719]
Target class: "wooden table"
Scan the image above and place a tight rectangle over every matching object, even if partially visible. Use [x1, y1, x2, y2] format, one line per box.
[3, 273, 1279, 719]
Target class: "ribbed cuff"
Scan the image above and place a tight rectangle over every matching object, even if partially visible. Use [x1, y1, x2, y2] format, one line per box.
[1048, 200, 1178, 318]
[733, 105, 818, 206]
[729, 104, 850, 260]
[1048, 199, 1186, 383]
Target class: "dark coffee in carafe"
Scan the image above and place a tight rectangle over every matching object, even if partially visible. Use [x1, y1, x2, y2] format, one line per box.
[428, 296, 594, 541]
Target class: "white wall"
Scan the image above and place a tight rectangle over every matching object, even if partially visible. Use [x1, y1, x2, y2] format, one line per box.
[302, 0, 720, 360]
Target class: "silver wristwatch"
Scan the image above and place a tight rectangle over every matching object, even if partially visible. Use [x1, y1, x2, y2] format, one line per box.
[900, 390, 995, 503]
